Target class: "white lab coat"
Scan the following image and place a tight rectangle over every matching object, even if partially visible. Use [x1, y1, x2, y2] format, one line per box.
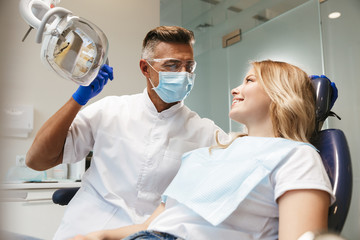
[53, 89, 228, 240]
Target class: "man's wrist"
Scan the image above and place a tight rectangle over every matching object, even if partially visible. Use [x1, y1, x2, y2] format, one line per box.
[72, 92, 88, 106]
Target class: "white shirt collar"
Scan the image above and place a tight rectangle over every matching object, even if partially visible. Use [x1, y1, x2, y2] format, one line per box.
[142, 88, 184, 119]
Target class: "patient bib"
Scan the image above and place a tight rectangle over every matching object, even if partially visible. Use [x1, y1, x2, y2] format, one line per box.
[162, 137, 313, 226]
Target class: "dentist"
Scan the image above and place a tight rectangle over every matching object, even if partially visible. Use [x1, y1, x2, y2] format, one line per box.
[26, 26, 228, 239]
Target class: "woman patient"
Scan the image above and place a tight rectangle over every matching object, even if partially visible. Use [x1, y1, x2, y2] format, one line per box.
[71, 60, 334, 240]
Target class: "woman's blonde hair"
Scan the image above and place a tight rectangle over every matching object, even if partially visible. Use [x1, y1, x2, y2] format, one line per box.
[211, 60, 316, 151]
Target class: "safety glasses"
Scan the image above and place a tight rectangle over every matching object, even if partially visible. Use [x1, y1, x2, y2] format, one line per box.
[147, 58, 197, 73]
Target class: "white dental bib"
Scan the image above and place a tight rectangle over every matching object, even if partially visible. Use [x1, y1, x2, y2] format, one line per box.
[162, 136, 314, 226]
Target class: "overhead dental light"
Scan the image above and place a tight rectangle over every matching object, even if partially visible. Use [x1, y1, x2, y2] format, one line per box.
[19, 0, 109, 86]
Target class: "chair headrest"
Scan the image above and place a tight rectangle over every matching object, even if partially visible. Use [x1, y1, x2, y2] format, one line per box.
[312, 77, 332, 122]
[311, 76, 339, 131]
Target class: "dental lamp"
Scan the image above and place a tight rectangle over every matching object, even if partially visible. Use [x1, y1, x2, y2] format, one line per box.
[19, 0, 109, 86]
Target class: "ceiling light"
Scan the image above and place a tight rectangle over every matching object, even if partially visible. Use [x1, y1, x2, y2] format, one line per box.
[328, 12, 341, 19]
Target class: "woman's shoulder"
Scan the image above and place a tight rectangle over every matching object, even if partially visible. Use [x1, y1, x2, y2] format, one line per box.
[273, 141, 332, 200]
[292, 143, 320, 158]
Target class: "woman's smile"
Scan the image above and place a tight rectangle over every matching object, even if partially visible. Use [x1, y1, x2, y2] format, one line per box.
[231, 97, 244, 108]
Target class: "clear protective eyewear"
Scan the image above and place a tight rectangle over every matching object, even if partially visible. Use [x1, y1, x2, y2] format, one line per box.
[147, 58, 197, 73]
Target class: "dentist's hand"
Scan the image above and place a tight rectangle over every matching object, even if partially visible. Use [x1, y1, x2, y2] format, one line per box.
[69, 230, 106, 240]
[72, 64, 114, 105]
[69, 235, 96, 240]
[69, 235, 97, 240]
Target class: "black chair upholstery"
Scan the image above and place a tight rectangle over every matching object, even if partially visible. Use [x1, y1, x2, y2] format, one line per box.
[313, 129, 352, 232]
[52, 187, 79, 206]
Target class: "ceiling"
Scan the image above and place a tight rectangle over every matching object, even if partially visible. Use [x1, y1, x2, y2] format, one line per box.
[161, 0, 310, 29]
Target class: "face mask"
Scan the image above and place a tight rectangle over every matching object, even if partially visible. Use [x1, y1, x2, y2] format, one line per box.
[148, 65, 196, 103]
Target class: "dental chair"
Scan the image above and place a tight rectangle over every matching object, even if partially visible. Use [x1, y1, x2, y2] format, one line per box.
[311, 76, 353, 232]
[52, 76, 353, 233]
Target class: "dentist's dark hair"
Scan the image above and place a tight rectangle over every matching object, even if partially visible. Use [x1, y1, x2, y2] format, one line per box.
[141, 26, 195, 59]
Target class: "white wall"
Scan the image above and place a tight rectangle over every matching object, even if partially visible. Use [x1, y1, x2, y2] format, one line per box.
[0, 0, 160, 178]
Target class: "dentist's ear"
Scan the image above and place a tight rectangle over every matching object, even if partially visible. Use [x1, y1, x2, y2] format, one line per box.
[140, 59, 150, 78]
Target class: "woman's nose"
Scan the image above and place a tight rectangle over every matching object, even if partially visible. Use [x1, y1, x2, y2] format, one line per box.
[231, 86, 241, 96]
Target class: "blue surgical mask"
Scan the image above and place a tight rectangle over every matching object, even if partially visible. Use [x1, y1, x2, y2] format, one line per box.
[148, 65, 196, 103]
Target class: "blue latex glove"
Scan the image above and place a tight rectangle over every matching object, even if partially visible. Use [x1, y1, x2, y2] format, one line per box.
[72, 64, 114, 105]
[310, 74, 338, 110]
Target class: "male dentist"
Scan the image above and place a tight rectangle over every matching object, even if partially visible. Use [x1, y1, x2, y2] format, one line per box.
[26, 26, 228, 239]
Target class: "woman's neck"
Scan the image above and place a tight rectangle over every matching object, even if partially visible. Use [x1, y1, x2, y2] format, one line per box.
[246, 118, 275, 138]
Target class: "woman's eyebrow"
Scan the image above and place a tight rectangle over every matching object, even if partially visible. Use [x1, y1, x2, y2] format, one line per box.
[243, 74, 255, 81]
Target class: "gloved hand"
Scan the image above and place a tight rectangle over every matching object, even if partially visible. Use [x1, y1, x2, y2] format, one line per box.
[72, 64, 114, 105]
[310, 74, 338, 110]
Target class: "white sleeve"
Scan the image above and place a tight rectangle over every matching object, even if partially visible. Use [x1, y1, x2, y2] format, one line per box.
[62, 98, 108, 164]
[273, 145, 335, 204]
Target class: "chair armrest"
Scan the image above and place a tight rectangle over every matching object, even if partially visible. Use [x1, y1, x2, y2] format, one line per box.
[52, 187, 80, 206]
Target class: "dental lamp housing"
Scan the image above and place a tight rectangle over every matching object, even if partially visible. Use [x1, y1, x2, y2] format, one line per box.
[19, 0, 109, 86]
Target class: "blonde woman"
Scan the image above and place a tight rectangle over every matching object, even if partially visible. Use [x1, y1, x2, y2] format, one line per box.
[71, 60, 334, 240]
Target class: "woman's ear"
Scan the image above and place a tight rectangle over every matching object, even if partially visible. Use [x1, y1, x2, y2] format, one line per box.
[140, 59, 150, 78]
